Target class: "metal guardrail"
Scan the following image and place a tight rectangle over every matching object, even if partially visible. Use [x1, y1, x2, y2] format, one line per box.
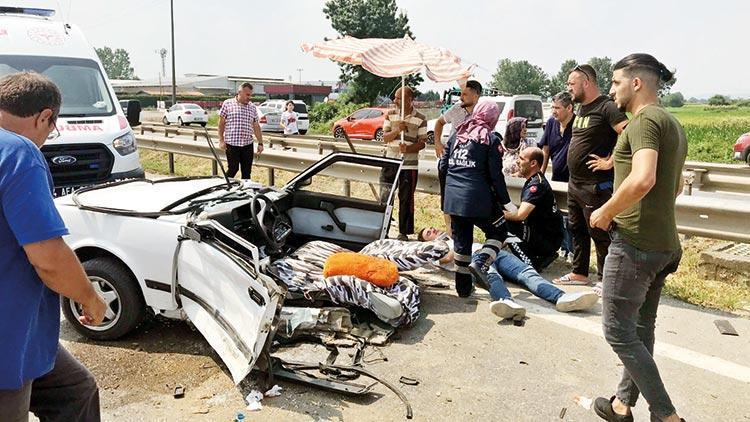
[135, 134, 750, 243]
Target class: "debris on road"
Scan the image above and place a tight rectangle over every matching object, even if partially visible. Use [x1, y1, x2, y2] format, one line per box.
[172, 385, 185, 399]
[264, 384, 283, 397]
[714, 319, 740, 336]
[559, 407, 567, 419]
[245, 390, 264, 412]
[574, 395, 593, 410]
[399, 376, 420, 386]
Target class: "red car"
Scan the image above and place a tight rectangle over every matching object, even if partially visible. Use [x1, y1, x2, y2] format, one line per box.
[333, 107, 388, 141]
[734, 132, 750, 166]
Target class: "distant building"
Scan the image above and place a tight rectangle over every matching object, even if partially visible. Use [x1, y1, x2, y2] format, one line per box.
[111, 73, 332, 105]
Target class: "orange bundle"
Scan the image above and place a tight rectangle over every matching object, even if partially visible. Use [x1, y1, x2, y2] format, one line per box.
[323, 252, 399, 288]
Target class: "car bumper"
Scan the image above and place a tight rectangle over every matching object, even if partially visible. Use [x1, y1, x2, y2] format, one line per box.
[54, 167, 146, 197]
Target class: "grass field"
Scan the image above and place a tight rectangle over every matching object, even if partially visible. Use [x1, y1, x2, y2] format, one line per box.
[666, 104, 750, 163]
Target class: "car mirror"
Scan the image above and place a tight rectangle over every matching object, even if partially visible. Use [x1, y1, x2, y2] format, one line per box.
[347, 116, 354, 122]
[125, 100, 142, 127]
[297, 177, 312, 188]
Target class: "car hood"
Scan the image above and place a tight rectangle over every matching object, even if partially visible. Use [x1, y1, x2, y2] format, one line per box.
[55, 177, 237, 212]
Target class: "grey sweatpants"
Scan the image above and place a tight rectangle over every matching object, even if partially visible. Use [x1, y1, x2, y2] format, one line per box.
[602, 231, 682, 419]
[0, 343, 100, 422]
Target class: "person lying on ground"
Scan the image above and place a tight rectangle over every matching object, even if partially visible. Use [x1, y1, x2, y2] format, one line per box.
[417, 227, 598, 319]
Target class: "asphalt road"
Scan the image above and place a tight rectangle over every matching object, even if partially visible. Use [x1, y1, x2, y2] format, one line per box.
[59, 260, 750, 421]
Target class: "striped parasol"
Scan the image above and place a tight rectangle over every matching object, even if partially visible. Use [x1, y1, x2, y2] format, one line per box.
[302, 35, 474, 82]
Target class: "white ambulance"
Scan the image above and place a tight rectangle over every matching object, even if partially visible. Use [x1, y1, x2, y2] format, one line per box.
[0, 4, 144, 196]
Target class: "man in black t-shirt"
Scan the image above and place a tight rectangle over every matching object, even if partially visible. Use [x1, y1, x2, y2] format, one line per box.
[554, 65, 628, 286]
[503, 147, 563, 271]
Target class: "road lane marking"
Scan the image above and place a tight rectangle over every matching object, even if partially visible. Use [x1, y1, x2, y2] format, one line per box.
[515, 299, 750, 384]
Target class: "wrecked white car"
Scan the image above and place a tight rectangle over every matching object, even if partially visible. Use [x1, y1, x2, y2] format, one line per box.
[55, 152, 445, 386]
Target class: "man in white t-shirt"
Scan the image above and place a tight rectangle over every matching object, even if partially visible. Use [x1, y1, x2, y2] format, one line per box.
[433, 80, 482, 237]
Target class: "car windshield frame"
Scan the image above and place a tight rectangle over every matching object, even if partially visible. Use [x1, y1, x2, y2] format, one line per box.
[0, 55, 116, 118]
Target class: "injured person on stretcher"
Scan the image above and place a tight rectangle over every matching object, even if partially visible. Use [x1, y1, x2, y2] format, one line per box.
[417, 226, 598, 320]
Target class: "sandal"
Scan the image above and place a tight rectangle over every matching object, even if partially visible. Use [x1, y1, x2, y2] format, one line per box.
[593, 281, 603, 297]
[552, 273, 591, 286]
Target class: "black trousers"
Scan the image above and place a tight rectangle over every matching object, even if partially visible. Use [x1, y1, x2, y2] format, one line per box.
[397, 170, 418, 235]
[506, 220, 563, 271]
[451, 214, 508, 296]
[567, 181, 612, 278]
[225, 144, 254, 179]
[0, 344, 100, 422]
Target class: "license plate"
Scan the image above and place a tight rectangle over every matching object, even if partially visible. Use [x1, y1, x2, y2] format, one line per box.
[54, 185, 82, 197]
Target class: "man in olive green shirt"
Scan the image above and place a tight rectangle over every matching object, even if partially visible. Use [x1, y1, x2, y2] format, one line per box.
[590, 54, 687, 422]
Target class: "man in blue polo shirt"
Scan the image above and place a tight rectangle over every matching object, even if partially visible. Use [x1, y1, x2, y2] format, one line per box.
[539, 91, 575, 183]
[0, 72, 106, 421]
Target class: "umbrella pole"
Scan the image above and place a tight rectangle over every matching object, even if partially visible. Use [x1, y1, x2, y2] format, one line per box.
[400, 75, 405, 143]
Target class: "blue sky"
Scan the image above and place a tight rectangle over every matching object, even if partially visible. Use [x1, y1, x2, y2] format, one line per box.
[53, 0, 750, 98]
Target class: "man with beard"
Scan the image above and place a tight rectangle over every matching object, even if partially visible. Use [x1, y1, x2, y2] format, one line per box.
[554, 65, 627, 287]
[590, 54, 686, 422]
[433, 80, 482, 236]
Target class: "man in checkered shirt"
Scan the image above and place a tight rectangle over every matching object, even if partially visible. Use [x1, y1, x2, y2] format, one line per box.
[218, 82, 264, 179]
[381, 86, 427, 240]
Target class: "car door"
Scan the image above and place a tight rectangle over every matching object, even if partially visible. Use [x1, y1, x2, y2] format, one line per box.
[169, 105, 181, 123]
[174, 220, 285, 384]
[348, 109, 373, 138]
[365, 109, 385, 139]
[282, 152, 402, 250]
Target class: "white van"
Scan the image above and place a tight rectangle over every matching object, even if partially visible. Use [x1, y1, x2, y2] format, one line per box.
[0, 5, 144, 196]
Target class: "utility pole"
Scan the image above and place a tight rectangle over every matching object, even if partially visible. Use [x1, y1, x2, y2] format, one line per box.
[156, 48, 167, 101]
[170, 0, 176, 106]
[296, 68, 303, 84]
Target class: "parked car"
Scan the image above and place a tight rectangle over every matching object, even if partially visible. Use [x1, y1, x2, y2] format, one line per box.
[733, 132, 750, 165]
[258, 99, 309, 134]
[55, 152, 403, 383]
[426, 95, 545, 146]
[333, 107, 389, 141]
[162, 103, 208, 126]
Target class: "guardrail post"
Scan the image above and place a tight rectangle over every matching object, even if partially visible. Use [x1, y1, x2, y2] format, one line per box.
[343, 180, 351, 197]
[168, 152, 175, 175]
[318, 142, 323, 155]
[212, 160, 218, 176]
[268, 168, 275, 186]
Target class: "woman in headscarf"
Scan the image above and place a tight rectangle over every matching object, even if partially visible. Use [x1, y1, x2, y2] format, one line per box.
[438, 101, 513, 297]
[501, 117, 537, 177]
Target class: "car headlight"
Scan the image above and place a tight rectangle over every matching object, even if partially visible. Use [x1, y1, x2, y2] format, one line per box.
[113, 131, 137, 155]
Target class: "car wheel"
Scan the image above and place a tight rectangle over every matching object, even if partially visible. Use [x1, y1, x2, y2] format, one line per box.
[162, 116, 170, 125]
[374, 128, 384, 142]
[62, 257, 147, 340]
[746, 149, 750, 166]
[299, 129, 307, 135]
[178, 117, 184, 126]
[426, 131, 435, 145]
[200, 122, 207, 127]
[334, 126, 346, 139]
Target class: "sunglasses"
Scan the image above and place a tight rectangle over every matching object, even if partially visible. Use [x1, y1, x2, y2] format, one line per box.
[572, 65, 593, 81]
[47, 122, 60, 140]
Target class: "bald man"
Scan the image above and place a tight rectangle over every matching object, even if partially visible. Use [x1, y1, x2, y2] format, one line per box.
[502, 147, 564, 271]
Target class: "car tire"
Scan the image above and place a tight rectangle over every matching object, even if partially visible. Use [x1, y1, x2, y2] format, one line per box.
[334, 126, 346, 139]
[62, 257, 147, 341]
[178, 117, 184, 126]
[299, 129, 307, 135]
[426, 131, 434, 145]
[200, 122, 207, 127]
[163, 116, 170, 125]
[746, 149, 750, 166]
[374, 128, 384, 142]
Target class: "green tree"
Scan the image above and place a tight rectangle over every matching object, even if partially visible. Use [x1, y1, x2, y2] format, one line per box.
[490, 59, 549, 97]
[95, 46, 137, 80]
[708, 95, 730, 106]
[417, 89, 440, 101]
[661, 91, 685, 107]
[322, 0, 423, 104]
[586, 56, 613, 94]
[548, 59, 578, 96]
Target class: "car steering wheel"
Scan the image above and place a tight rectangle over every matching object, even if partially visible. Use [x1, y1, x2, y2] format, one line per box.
[250, 193, 284, 252]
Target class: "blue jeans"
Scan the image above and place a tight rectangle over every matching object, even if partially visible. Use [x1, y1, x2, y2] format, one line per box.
[561, 215, 573, 254]
[486, 250, 564, 304]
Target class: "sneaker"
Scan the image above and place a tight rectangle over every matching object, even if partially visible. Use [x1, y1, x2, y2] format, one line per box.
[369, 292, 403, 321]
[555, 291, 598, 312]
[468, 252, 492, 290]
[593, 396, 633, 422]
[489, 299, 526, 319]
[396, 233, 409, 241]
